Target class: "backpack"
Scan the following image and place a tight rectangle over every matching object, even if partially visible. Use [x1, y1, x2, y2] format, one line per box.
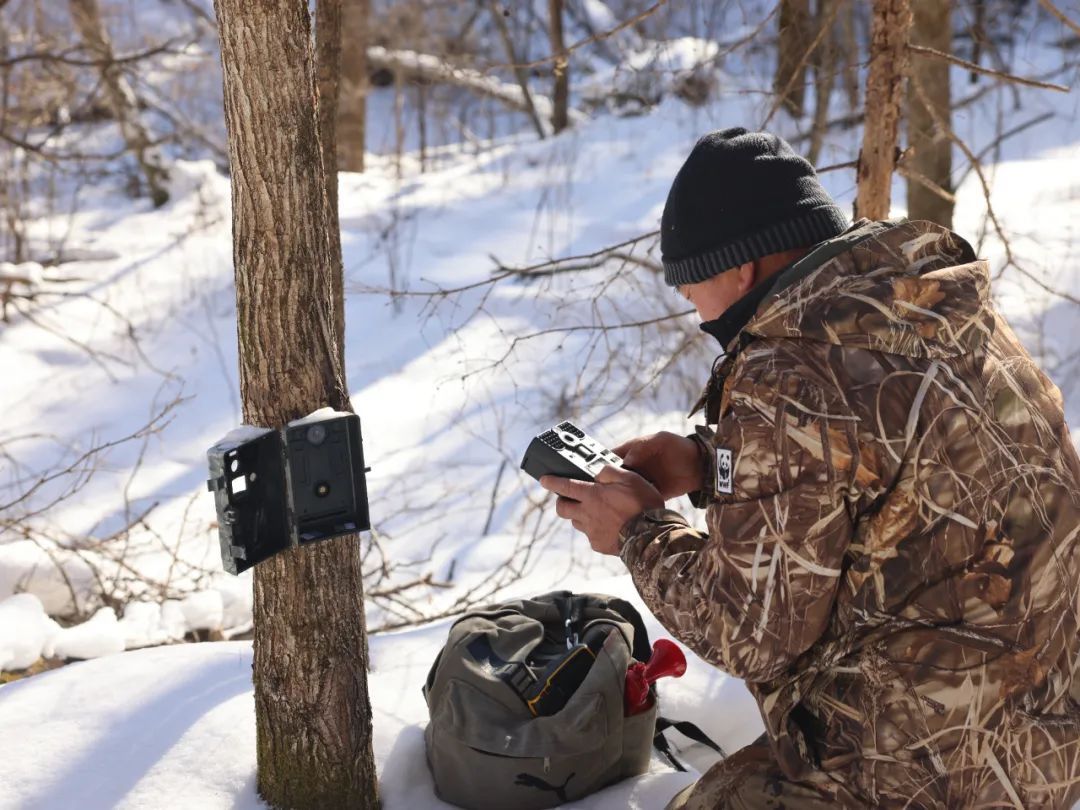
[423, 590, 710, 809]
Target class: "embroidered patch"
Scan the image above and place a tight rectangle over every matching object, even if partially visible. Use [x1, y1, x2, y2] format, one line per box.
[716, 448, 733, 495]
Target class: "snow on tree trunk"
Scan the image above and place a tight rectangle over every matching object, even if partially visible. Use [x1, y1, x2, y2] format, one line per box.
[337, 0, 369, 172]
[213, 1, 377, 807]
[906, 0, 953, 228]
[67, 0, 170, 207]
[855, 0, 912, 221]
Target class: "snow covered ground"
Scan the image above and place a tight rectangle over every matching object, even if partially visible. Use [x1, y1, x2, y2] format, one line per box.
[0, 576, 766, 810]
[1, 1, 1079, 807]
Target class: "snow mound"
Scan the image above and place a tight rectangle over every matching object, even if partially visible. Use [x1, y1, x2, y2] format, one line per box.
[52, 607, 125, 661]
[0, 594, 60, 671]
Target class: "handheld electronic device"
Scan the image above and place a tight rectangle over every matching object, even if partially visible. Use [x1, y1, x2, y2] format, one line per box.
[520, 421, 622, 482]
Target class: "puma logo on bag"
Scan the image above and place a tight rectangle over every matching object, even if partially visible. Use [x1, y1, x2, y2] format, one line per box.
[514, 771, 575, 803]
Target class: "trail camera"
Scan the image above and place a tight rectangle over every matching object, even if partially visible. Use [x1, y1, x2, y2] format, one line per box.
[206, 411, 370, 575]
[520, 421, 622, 483]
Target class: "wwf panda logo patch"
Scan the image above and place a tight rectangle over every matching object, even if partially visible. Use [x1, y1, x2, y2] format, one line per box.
[716, 448, 733, 495]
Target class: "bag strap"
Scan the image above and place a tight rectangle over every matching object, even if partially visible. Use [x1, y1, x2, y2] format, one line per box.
[605, 596, 653, 663]
[465, 634, 537, 700]
[653, 716, 727, 772]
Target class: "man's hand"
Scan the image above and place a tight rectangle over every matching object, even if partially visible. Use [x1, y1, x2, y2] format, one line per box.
[612, 431, 703, 499]
[539, 466, 664, 556]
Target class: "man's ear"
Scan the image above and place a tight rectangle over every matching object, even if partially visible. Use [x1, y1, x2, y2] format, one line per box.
[735, 261, 756, 295]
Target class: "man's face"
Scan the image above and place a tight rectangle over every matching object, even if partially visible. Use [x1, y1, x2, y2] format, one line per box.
[677, 263, 755, 322]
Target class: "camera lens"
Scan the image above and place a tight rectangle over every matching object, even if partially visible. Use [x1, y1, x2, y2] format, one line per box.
[306, 424, 327, 445]
[314, 481, 331, 498]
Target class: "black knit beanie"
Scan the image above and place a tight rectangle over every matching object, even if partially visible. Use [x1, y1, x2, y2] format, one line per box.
[661, 127, 848, 287]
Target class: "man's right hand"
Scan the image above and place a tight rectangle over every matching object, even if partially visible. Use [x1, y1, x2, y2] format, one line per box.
[612, 431, 703, 500]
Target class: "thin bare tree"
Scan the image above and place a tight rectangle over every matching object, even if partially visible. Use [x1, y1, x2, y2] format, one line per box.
[806, 0, 840, 165]
[548, 0, 569, 133]
[213, 0, 377, 807]
[490, 2, 548, 138]
[67, 0, 170, 206]
[775, 0, 811, 116]
[337, 0, 370, 172]
[905, 0, 953, 227]
[855, 0, 912, 220]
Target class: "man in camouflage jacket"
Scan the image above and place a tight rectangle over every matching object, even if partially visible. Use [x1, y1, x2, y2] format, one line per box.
[541, 129, 1080, 808]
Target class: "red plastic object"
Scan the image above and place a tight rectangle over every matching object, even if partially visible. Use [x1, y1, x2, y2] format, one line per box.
[624, 639, 687, 715]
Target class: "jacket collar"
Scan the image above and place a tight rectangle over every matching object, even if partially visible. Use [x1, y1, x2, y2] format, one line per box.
[699, 275, 776, 348]
[698, 219, 884, 350]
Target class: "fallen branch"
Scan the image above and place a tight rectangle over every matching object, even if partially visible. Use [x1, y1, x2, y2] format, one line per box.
[367, 46, 581, 128]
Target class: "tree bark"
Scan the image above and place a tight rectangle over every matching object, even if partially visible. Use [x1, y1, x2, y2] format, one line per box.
[775, 0, 811, 117]
[337, 0, 369, 172]
[854, 0, 911, 221]
[548, 0, 569, 133]
[68, 0, 170, 206]
[905, 0, 953, 228]
[213, 1, 376, 808]
[315, 0, 347, 370]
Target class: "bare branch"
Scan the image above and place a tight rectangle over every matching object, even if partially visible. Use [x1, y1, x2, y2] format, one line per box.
[908, 43, 1071, 93]
[1038, 0, 1080, 38]
[488, 0, 671, 71]
[0, 38, 186, 70]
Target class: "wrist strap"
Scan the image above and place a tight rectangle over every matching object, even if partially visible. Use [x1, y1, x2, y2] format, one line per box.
[685, 427, 715, 508]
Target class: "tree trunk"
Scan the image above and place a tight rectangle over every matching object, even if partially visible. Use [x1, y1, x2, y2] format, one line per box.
[807, 0, 839, 166]
[490, 2, 547, 139]
[775, 0, 811, 117]
[548, 0, 569, 133]
[839, 2, 860, 113]
[212, 1, 377, 808]
[854, 0, 911, 221]
[315, 0, 347, 370]
[337, 0, 369, 172]
[68, 0, 170, 206]
[906, 0, 953, 228]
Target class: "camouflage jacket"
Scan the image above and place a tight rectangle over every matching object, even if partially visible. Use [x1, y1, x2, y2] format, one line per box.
[620, 220, 1080, 808]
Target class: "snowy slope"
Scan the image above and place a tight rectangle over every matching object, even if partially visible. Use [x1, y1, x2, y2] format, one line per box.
[1, 0, 1078, 644]
[4, 97, 1079, 634]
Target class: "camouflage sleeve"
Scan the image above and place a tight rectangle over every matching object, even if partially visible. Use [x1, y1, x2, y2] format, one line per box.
[619, 346, 861, 683]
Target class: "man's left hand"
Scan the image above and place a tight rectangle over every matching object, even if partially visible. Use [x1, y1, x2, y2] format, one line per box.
[539, 466, 664, 556]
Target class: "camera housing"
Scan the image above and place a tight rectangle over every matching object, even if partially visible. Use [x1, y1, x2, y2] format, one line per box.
[207, 411, 370, 575]
[520, 421, 622, 483]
